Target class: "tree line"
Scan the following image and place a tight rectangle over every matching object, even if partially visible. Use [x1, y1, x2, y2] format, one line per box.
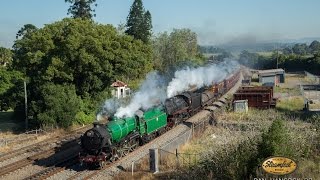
[238, 40, 320, 74]
[0, 0, 204, 129]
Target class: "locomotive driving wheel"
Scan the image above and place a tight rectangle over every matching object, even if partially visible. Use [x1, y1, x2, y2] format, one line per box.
[110, 148, 121, 162]
[128, 139, 138, 152]
[121, 144, 131, 156]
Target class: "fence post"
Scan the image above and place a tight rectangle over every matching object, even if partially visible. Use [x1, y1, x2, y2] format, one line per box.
[176, 149, 180, 168]
[131, 161, 134, 176]
[149, 148, 159, 173]
[192, 124, 194, 137]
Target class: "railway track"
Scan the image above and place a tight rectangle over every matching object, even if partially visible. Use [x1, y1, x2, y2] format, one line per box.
[0, 148, 56, 177]
[0, 142, 81, 179]
[0, 127, 88, 162]
[23, 155, 78, 180]
[0, 125, 95, 179]
[0, 125, 90, 166]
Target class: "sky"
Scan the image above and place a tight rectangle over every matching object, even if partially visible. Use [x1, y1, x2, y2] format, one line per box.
[1, 0, 320, 47]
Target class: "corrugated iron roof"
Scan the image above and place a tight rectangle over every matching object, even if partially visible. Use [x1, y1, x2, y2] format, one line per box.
[258, 68, 284, 75]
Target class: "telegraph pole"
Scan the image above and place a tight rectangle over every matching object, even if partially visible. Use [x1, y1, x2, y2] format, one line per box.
[276, 49, 279, 69]
[24, 81, 28, 130]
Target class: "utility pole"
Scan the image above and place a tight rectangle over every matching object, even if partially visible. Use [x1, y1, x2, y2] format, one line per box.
[276, 49, 279, 69]
[24, 81, 28, 130]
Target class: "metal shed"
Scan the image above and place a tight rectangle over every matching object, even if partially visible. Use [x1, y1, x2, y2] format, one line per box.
[258, 69, 285, 86]
[233, 100, 248, 113]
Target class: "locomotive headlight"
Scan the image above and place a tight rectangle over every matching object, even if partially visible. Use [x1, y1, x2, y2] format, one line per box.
[86, 130, 94, 137]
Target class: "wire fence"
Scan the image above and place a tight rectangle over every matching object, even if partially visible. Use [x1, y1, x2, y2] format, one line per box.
[157, 118, 211, 172]
[305, 71, 320, 84]
[0, 128, 46, 147]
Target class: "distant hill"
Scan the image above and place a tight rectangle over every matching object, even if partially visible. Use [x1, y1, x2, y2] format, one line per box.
[276, 37, 320, 44]
[200, 37, 320, 53]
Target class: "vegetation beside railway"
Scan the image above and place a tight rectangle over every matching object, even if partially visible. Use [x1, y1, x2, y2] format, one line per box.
[159, 109, 320, 180]
[0, 0, 205, 130]
[154, 74, 320, 180]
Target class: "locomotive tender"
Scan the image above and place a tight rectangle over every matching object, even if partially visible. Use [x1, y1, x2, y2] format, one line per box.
[79, 69, 240, 167]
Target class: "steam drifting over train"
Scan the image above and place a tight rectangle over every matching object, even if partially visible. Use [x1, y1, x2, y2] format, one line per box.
[80, 60, 240, 167]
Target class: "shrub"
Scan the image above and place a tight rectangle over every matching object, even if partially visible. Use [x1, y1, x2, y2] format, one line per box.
[36, 83, 81, 129]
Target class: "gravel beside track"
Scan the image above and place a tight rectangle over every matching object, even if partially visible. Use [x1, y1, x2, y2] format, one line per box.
[0, 164, 44, 180]
[0, 125, 94, 180]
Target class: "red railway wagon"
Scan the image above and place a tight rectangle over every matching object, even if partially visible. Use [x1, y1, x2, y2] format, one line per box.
[233, 86, 277, 108]
[224, 70, 239, 90]
[238, 86, 274, 96]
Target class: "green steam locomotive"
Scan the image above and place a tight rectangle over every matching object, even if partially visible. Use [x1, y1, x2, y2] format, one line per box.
[79, 69, 240, 168]
[80, 107, 168, 167]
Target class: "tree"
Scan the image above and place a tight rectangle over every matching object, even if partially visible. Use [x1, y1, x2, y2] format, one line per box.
[125, 0, 152, 43]
[117, 22, 126, 35]
[258, 119, 294, 158]
[152, 29, 204, 72]
[309, 40, 320, 54]
[16, 24, 37, 39]
[65, 0, 97, 20]
[0, 47, 13, 67]
[292, 43, 309, 55]
[142, 10, 152, 42]
[282, 47, 293, 55]
[0, 68, 24, 111]
[12, 18, 153, 128]
[239, 50, 259, 68]
[37, 83, 81, 128]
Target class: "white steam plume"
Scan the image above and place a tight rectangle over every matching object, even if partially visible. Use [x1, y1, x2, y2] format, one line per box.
[114, 71, 167, 118]
[96, 97, 124, 121]
[167, 59, 239, 97]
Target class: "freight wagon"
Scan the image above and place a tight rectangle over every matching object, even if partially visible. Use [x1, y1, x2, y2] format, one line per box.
[233, 86, 277, 108]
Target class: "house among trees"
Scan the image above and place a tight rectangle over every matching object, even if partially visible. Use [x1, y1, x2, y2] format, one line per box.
[111, 80, 131, 99]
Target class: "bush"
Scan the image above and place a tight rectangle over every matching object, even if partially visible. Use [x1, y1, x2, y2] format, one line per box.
[75, 111, 95, 125]
[258, 119, 295, 159]
[36, 83, 81, 129]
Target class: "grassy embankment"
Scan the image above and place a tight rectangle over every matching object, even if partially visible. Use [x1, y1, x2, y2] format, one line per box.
[165, 108, 319, 179]
[158, 74, 319, 179]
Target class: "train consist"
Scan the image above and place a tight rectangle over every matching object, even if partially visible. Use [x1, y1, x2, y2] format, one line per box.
[79, 69, 241, 167]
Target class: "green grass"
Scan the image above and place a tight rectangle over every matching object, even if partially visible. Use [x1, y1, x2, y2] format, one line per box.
[274, 86, 301, 96]
[276, 96, 304, 112]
